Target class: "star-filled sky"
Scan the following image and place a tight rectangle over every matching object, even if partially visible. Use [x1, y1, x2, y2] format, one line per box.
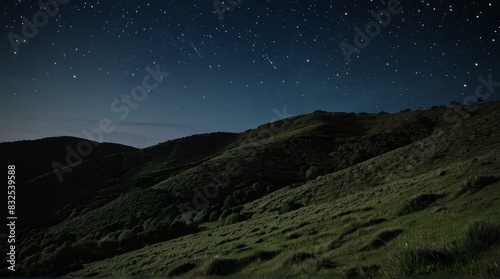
[1, 0, 499, 148]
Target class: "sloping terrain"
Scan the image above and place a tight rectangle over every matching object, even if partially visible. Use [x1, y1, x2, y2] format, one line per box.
[3, 102, 500, 277]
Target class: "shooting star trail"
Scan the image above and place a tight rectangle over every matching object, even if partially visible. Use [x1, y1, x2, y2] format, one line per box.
[188, 39, 204, 60]
[265, 55, 277, 70]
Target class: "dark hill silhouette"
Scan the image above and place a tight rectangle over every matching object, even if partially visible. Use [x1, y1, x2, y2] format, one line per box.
[0, 136, 137, 184]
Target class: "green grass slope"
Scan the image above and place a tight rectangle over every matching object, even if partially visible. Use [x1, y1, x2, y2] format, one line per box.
[4, 102, 500, 277]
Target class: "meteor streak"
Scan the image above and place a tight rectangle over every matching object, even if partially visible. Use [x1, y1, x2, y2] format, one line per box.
[188, 39, 204, 59]
[265, 55, 277, 70]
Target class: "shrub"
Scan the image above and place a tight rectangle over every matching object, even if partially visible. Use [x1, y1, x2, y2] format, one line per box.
[222, 195, 235, 210]
[218, 209, 230, 221]
[118, 229, 135, 247]
[44, 241, 88, 272]
[70, 242, 93, 260]
[305, 166, 320, 180]
[460, 220, 500, 256]
[456, 175, 499, 197]
[80, 239, 98, 254]
[201, 258, 239, 276]
[279, 200, 302, 214]
[224, 213, 241, 225]
[177, 211, 197, 226]
[397, 193, 443, 216]
[19, 243, 37, 258]
[143, 218, 155, 232]
[167, 262, 196, 277]
[251, 182, 264, 192]
[209, 211, 219, 222]
[194, 207, 210, 224]
[54, 233, 76, 246]
[132, 224, 143, 234]
[232, 205, 244, 213]
[98, 235, 119, 257]
[167, 219, 196, 239]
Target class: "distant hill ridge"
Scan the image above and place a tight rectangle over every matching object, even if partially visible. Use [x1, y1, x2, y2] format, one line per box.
[0, 136, 138, 184]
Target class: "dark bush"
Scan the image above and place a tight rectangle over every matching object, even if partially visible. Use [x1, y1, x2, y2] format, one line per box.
[98, 235, 119, 257]
[397, 193, 443, 216]
[209, 211, 219, 222]
[456, 175, 499, 197]
[460, 220, 500, 256]
[218, 209, 230, 221]
[167, 262, 196, 277]
[42, 241, 88, 274]
[132, 224, 143, 234]
[117, 229, 137, 248]
[251, 182, 264, 193]
[54, 233, 77, 246]
[80, 239, 98, 254]
[167, 219, 197, 239]
[201, 258, 239, 276]
[279, 200, 302, 214]
[222, 195, 235, 210]
[224, 213, 241, 225]
[19, 243, 37, 258]
[194, 207, 210, 224]
[305, 166, 320, 180]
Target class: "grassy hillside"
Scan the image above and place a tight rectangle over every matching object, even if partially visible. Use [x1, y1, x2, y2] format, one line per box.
[3, 102, 500, 277]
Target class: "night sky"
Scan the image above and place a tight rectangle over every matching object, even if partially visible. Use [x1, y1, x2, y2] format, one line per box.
[1, 0, 498, 148]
